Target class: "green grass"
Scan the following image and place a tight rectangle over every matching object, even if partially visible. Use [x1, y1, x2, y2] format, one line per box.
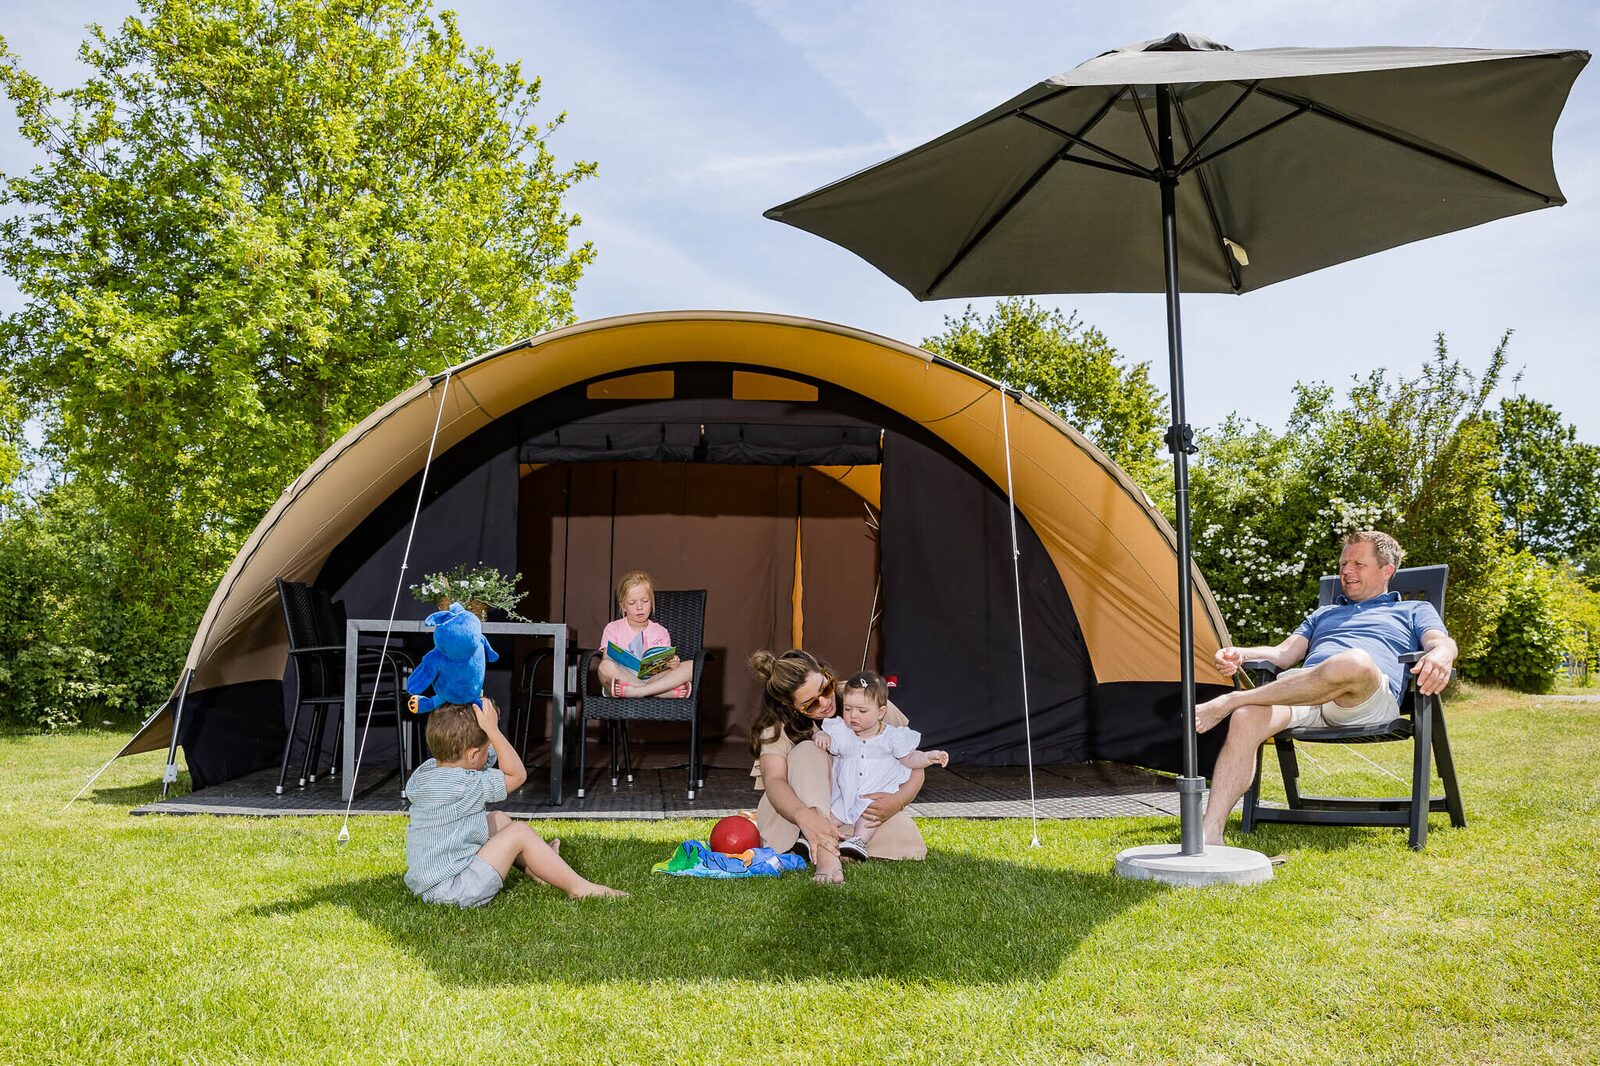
[2, 685, 1596, 1064]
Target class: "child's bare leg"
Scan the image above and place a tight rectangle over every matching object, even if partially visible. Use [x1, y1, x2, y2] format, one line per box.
[625, 660, 693, 698]
[598, 659, 638, 697]
[851, 816, 879, 846]
[486, 812, 559, 881]
[478, 822, 625, 899]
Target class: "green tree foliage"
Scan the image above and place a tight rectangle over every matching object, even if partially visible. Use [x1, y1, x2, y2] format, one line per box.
[1459, 552, 1569, 694]
[0, 0, 594, 726]
[1191, 334, 1509, 656]
[922, 298, 1166, 496]
[1491, 394, 1600, 574]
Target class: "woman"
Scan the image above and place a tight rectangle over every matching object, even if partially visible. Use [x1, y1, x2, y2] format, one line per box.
[748, 649, 926, 881]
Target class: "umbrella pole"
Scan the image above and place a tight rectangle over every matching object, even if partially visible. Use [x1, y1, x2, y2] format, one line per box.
[1156, 85, 1205, 857]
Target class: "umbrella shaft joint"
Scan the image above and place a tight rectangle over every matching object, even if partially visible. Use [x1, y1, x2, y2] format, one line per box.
[1165, 423, 1198, 456]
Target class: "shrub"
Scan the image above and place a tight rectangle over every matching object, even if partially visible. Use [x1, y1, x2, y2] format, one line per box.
[1462, 554, 1567, 693]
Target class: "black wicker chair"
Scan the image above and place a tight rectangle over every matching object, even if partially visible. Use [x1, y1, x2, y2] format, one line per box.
[274, 579, 415, 796]
[1240, 564, 1466, 850]
[578, 589, 708, 800]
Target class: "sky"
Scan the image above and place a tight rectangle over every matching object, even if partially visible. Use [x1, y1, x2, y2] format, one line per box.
[3, 0, 1597, 441]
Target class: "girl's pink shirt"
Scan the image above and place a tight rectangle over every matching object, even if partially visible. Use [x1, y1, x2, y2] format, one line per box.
[600, 618, 672, 658]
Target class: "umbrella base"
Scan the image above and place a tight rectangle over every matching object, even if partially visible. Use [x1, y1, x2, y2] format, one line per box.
[1114, 843, 1273, 887]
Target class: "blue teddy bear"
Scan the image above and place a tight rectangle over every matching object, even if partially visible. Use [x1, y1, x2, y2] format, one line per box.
[404, 602, 500, 714]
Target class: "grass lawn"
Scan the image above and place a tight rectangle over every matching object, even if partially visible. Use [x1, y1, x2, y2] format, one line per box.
[2, 685, 1596, 1064]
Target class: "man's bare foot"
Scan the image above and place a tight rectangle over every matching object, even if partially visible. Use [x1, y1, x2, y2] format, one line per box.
[812, 860, 844, 885]
[1195, 692, 1235, 734]
[568, 881, 627, 899]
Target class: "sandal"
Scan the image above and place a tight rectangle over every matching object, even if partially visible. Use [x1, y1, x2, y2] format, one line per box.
[610, 678, 629, 698]
[667, 682, 692, 699]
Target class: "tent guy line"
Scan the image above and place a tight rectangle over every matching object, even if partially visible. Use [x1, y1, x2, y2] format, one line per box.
[338, 370, 455, 847]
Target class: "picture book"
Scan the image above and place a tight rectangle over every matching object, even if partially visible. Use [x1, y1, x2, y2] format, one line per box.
[607, 641, 678, 679]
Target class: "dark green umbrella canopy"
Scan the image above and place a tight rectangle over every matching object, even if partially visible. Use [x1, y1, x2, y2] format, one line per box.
[766, 34, 1589, 298]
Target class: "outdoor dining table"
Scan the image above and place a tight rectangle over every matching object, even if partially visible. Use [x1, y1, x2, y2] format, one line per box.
[341, 619, 570, 804]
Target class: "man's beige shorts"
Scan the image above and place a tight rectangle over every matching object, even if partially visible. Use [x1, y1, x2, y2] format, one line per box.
[1277, 667, 1400, 730]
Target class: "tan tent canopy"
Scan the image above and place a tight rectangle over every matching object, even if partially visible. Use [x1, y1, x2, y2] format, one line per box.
[124, 311, 1232, 786]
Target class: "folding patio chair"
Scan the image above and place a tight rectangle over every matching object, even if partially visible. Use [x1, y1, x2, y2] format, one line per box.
[577, 589, 709, 801]
[1240, 564, 1467, 850]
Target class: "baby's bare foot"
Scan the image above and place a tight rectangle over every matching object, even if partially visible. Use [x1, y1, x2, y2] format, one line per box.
[568, 881, 627, 899]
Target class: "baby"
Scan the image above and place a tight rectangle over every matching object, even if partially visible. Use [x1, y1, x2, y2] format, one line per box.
[812, 670, 948, 883]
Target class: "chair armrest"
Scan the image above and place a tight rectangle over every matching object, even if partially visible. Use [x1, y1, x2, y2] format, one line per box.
[1242, 659, 1281, 678]
[1397, 650, 1423, 664]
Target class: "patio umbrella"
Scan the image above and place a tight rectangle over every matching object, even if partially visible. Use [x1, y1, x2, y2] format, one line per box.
[765, 33, 1588, 868]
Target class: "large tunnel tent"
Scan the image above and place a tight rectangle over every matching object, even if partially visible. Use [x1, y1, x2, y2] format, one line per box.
[120, 311, 1234, 790]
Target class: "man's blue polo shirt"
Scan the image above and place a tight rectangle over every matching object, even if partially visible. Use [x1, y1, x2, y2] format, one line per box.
[1292, 591, 1448, 702]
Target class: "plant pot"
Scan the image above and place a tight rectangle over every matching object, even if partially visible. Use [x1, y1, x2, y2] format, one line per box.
[437, 597, 489, 620]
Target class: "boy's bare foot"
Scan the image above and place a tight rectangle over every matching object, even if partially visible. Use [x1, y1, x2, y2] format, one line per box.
[549, 838, 561, 856]
[568, 881, 627, 899]
[812, 860, 844, 885]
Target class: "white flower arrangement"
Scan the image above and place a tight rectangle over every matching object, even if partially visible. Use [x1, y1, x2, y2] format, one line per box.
[410, 563, 529, 620]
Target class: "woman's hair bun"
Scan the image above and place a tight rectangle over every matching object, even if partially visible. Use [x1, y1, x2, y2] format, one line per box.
[747, 649, 776, 679]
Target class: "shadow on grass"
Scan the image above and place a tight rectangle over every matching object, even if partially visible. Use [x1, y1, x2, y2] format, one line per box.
[246, 836, 1165, 985]
[88, 774, 191, 807]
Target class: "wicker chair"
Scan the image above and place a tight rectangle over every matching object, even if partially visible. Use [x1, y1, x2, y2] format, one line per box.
[274, 579, 415, 796]
[577, 589, 708, 800]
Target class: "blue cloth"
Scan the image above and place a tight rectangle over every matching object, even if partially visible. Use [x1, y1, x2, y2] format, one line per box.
[652, 840, 808, 878]
[1293, 592, 1448, 701]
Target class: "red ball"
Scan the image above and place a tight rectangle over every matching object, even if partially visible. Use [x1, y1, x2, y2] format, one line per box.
[709, 814, 761, 855]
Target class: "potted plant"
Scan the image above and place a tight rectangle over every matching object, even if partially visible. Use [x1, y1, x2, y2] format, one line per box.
[410, 563, 529, 621]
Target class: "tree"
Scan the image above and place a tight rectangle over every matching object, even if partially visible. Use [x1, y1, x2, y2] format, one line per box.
[1190, 334, 1510, 656]
[1491, 394, 1600, 569]
[922, 298, 1166, 497]
[0, 0, 596, 723]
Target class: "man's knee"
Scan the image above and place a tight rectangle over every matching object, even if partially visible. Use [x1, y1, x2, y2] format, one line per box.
[1314, 649, 1384, 694]
[1223, 703, 1283, 745]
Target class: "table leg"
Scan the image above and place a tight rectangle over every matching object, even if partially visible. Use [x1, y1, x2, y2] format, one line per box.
[342, 619, 358, 802]
[548, 630, 565, 805]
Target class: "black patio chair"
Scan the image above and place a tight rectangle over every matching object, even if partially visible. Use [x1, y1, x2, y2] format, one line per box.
[274, 578, 416, 797]
[578, 589, 709, 801]
[514, 637, 587, 760]
[1240, 564, 1466, 850]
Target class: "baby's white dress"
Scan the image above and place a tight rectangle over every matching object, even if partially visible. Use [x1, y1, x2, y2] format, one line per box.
[820, 716, 921, 824]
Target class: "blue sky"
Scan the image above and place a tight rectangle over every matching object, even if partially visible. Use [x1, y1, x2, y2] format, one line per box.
[4, 0, 1597, 440]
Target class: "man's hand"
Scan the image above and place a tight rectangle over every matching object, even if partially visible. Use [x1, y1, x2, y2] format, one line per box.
[1410, 648, 1454, 696]
[1214, 647, 1245, 677]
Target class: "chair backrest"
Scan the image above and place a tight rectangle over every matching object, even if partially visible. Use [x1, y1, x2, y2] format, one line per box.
[1316, 564, 1449, 616]
[652, 589, 707, 657]
[277, 578, 327, 653]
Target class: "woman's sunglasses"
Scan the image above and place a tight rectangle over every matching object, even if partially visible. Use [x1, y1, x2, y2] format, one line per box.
[795, 676, 836, 716]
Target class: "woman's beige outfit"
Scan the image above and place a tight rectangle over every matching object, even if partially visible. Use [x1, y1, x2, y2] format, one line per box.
[750, 704, 926, 860]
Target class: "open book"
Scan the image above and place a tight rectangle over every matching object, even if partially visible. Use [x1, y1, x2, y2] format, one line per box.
[607, 641, 678, 679]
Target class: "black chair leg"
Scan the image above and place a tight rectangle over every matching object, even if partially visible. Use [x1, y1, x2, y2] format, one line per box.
[576, 708, 588, 800]
[620, 722, 634, 785]
[1432, 707, 1467, 828]
[687, 707, 699, 801]
[1409, 700, 1433, 851]
[609, 721, 620, 788]
[300, 706, 327, 788]
[276, 701, 304, 795]
[1275, 738, 1304, 808]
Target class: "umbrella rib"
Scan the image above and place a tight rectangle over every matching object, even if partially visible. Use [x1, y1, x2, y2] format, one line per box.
[1182, 104, 1311, 173]
[1054, 153, 1153, 181]
[1174, 81, 1259, 173]
[1129, 85, 1161, 166]
[1172, 96, 1244, 293]
[924, 93, 1129, 297]
[1013, 110, 1158, 179]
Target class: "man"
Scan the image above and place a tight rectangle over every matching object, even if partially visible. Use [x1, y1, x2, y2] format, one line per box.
[1196, 530, 1457, 846]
